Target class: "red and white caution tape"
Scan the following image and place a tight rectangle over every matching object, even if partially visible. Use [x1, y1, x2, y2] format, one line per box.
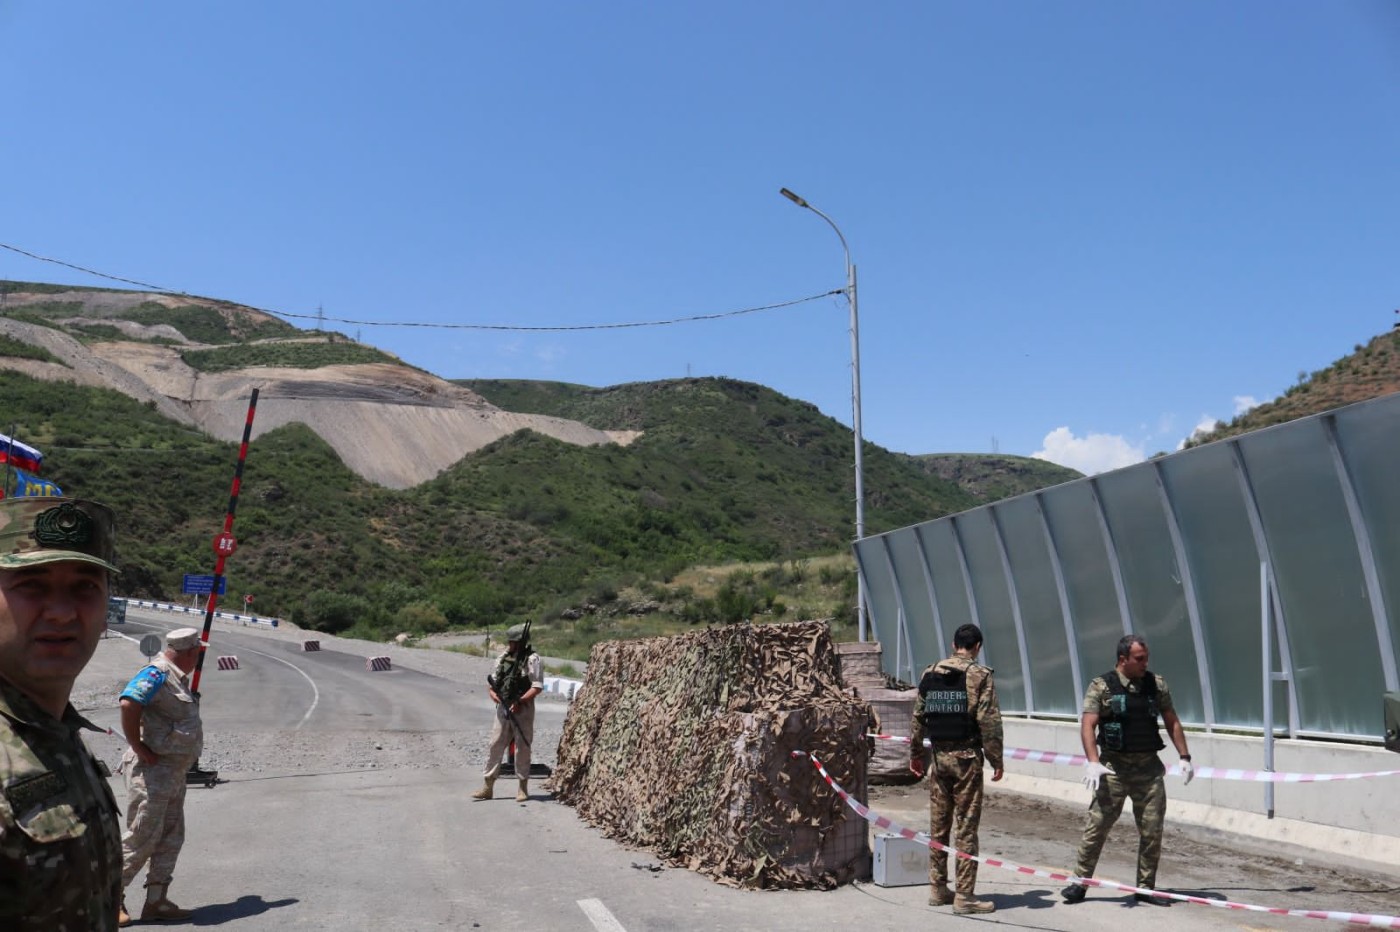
[867, 735, 1400, 783]
[795, 750, 1400, 928]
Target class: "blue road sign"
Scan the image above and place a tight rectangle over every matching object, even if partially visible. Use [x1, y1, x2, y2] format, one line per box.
[181, 574, 227, 595]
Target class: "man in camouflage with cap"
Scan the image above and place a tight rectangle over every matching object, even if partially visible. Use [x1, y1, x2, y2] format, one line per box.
[0, 497, 124, 930]
[472, 623, 543, 802]
[116, 625, 205, 925]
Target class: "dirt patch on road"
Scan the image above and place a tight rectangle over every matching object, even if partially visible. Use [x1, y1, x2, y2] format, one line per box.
[868, 782, 1398, 919]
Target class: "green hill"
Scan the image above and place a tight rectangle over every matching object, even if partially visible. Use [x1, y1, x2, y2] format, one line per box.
[1186, 329, 1400, 447]
[19, 280, 1389, 656]
[904, 453, 1081, 503]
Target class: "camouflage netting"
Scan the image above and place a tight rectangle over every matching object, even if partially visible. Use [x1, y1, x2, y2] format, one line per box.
[550, 620, 873, 889]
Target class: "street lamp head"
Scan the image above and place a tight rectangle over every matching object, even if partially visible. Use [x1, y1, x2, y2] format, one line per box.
[779, 187, 809, 209]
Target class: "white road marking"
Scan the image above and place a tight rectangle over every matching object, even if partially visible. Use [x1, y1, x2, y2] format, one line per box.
[119, 615, 320, 727]
[235, 643, 321, 729]
[577, 898, 629, 932]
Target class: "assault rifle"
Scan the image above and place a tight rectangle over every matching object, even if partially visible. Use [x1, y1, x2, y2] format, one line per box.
[486, 672, 533, 752]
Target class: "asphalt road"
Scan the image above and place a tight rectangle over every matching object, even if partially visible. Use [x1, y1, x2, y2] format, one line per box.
[74, 609, 1397, 931]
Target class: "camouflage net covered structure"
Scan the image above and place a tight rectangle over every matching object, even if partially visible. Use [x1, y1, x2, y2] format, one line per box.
[550, 620, 873, 889]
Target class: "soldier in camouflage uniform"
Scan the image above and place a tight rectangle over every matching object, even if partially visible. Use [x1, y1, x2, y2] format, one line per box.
[117, 625, 205, 925]
[909, 623, 1003, 915]
[472, 623, 544, 803]
[1061, 634, 1194, 907]
[0, 497, 123, 931]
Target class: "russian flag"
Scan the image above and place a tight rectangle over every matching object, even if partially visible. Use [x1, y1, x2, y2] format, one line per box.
[11, 468, 62, 498]
[0, 433, 44, 474]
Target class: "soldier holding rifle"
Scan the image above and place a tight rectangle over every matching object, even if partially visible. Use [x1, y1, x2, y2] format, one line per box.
[471, 623, 543, 803]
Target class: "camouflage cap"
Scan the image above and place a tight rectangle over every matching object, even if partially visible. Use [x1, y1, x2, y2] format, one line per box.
[0, 497, 118, 573]
[507, 624, 527, 642]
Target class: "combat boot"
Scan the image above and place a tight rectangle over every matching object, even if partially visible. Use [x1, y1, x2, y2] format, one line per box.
[117, 898, 131, 927]
[516, 777, 529, 802]
[471, 775, 496, 800]
[141, 883, 194, 921]
[928, 884, 955, 906]
[952, 894, 995, 915]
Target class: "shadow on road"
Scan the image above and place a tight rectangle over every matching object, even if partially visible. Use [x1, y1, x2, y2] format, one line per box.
[191, 895, 298, 925]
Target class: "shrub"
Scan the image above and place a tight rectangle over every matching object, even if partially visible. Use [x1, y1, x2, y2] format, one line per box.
[300, 590, 373, 634]
[395, 601, 449, 634]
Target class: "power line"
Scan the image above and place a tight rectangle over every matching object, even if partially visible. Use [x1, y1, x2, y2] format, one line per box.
[1, 241, 842, 332]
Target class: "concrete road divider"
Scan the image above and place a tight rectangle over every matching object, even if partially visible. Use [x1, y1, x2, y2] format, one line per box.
[367, 656, 391, 672]
[216, 655, 240, 670]
[302, 640, 320, 652]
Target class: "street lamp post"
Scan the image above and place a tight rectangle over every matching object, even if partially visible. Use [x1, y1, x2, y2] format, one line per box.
[780, 187, 868, 642]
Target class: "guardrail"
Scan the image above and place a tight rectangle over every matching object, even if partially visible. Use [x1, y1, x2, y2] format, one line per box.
[113, 597, 281, 628]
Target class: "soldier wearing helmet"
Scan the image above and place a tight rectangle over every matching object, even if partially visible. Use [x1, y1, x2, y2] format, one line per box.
[472, 623, 543, 803]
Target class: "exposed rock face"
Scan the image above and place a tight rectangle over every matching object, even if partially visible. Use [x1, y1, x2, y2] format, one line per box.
[0, 314, 640, 488]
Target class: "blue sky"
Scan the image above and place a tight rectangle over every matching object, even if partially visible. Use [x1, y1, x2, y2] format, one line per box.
[3, 2, 1397, 474]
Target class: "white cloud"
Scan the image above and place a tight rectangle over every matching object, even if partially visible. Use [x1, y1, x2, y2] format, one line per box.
[1233, 395, 1258, 415]
[1175, 415, 1221, 450]
[1032, 427, 1146, 475]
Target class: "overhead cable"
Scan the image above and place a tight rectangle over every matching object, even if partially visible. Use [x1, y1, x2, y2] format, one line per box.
[1, 241, 842, 332]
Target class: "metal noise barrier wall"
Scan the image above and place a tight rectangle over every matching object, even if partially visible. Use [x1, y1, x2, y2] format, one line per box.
[550, 620, 874, 889]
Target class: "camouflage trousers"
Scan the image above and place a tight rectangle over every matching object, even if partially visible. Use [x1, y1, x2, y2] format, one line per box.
[1072, 754, 1167, 889]
[927, 750, 985, 894]
[121, 756, 192, 889]
[483, 701, 535, 778]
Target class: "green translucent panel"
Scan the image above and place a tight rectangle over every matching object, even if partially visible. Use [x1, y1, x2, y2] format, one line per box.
[1334, 398, 1400, 694]
[1096, 468, 1204, 724]
[858, 391, 1397, 740]
[953, 510, 1026, 712]
[1159, 443, 1268, 728]
[917, 521, 976, 648]
[993, 496, 1078, 714]
[853, 539, 901, 654]
[1041, 482, 1124, 681]
[885, 532, 943, 675]
[1239, 420, 1385, 736]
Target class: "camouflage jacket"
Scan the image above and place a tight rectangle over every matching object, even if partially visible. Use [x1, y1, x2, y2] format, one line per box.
[910, 654, 1004, 769]
[121, 654, 203, 761]
[0, 677, 122, 931]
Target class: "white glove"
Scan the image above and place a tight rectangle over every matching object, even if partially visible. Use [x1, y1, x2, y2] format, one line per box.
[1083, 761, 1114, 791]
[1180, 759, 1194, 785]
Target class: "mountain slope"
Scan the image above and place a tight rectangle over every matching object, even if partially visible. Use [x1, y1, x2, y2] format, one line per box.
[0, 281, 636, 487]
[905, 453, 1082, 502]
[1186, 329, 1400, 447]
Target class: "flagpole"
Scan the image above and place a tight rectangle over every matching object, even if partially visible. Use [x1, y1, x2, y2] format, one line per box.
[3, 423, 15, 498]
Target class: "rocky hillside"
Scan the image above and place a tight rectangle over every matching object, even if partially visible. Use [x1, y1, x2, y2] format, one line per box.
[1186, 328, 1400, 447]
[0, 281, 637, 488]
[904, 452, 1081, 502]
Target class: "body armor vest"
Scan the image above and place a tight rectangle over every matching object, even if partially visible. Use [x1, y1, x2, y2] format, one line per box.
[1097, 670, 1165, 753]
[492, 650, 533, 706]
[919, 665, 977, 743]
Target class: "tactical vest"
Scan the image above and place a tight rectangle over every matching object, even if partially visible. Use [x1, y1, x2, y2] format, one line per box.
[492, 650, 533, 707]
[919, 664, 977, 743]
[1097, 670, 1165, 753]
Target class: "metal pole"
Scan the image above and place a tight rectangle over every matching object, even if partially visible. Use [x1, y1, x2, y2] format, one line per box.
[780, 188, 869, 640]
[2, 423, 14, 499]
[191, 388, 259, 695]
[1261, 561, 1275, 819]
[849, 263, 867, 641]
